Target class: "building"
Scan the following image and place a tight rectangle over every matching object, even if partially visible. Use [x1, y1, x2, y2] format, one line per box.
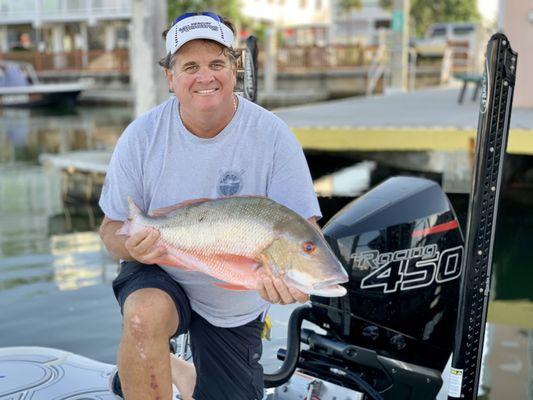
[0, 0, 131, 56]
[240, 0, 333, 46]
[330, 0, 391, 45]
[500, 0, 533, 107]
[240, 0, 391, 46]
[0, 0, 393, 78]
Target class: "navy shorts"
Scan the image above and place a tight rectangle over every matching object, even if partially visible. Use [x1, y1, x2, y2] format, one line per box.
[112, 261, 264, 400]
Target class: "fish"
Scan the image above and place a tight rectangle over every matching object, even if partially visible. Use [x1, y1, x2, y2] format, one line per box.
[118, 196, 348, 297]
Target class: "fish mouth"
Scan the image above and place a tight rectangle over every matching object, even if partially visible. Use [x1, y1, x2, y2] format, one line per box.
[312, 284, 347, 297]
[284, 274, 348, 298]
[312, 276, 348, 291]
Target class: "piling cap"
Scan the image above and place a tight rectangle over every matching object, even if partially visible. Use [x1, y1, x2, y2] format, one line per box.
[165, 13, 234, 55]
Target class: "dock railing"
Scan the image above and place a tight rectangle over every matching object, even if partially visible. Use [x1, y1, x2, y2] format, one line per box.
[0, 43, 451, 89]
[0, 49, 129, 74]
[2, 45, 376, 75]
[263, 44, 381, 72]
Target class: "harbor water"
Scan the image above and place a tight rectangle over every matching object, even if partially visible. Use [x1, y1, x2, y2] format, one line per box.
[0, 105, 532, 399]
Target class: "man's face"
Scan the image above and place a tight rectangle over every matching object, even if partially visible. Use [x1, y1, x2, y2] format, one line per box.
[166, 40, 236, 113]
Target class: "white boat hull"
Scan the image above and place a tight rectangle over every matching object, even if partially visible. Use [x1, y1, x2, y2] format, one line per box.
[0, 83, 88, 107]
[0, 346, 116, 399]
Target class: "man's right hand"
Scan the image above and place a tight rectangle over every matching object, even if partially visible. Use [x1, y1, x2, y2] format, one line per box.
[99, 216, 166, 262]
[124, 228, 167, 264]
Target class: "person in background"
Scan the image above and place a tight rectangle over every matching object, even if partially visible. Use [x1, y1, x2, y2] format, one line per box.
[12, 33, 33, 51]
[99, 11, 321, 400]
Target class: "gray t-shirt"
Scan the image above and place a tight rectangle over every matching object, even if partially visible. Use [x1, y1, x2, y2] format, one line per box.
[99, 95, 321, 327]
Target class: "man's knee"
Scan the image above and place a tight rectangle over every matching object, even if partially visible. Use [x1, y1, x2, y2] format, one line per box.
[122, 288, 179, 340]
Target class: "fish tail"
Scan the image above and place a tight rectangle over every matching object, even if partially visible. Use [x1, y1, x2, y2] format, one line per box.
[127, 196, 143, 219]
[116, 220, 132, 236]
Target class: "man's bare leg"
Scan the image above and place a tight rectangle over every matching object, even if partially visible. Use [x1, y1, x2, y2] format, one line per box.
[118, 288, 180, 400]
[170, 354, 196, 400]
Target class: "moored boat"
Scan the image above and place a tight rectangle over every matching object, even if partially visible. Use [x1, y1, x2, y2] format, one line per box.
[0, 60, 89, 107]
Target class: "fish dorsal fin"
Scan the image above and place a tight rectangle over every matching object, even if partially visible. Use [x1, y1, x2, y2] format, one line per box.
[223, 194, 269, 200]
[147, 195, 274, 217]
[148, 198, 212, 217]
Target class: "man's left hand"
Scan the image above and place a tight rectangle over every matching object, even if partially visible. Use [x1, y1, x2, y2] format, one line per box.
[258, 271, 309, 305]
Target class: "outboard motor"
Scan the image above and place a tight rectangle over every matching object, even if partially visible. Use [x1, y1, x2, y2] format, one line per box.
[265, 176, 464, 399]
[266, 34, 515, 400]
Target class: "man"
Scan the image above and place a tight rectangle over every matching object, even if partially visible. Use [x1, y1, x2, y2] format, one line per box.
[99, 12, 321, 400]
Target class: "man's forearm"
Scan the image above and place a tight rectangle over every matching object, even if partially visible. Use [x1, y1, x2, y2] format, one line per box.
[99, 219, 134, 261]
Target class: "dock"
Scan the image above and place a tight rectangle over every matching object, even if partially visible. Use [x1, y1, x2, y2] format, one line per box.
[276, 86, 533, 154]
[39, 151, 110, 203]
[39, 86, 533, 200]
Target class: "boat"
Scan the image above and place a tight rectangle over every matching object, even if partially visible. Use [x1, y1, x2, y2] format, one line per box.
[0, 60, 90, 107]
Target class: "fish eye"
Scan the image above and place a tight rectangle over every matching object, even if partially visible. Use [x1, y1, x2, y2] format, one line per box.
[303, 241, 315, 254]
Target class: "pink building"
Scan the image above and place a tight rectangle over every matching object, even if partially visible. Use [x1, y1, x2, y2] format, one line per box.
[501, 0, 533, 107]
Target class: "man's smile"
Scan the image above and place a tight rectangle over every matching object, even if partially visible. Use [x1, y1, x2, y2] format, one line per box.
[194, 88, 219, 95]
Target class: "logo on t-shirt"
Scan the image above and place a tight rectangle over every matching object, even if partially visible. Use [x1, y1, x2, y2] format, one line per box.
[217, 170, 244, 196]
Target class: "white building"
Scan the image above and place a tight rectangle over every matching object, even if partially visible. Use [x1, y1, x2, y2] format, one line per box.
[240, 0, 333, 46]
[331, 0, 391, 45]
[240, 0, 391, 46]
[0, 0, 390, 58]
[0, 0, 131, 53]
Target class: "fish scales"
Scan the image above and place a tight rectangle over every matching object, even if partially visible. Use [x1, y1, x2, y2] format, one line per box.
[149, 198, 276, 256]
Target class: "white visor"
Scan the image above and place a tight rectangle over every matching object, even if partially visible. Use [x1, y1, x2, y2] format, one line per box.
[165, 15, 235, 55]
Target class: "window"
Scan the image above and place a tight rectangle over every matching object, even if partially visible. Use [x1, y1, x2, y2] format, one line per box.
[453, 26, 475, 36]
[430, 27, 447, 37]
[374, 19, 390, 29]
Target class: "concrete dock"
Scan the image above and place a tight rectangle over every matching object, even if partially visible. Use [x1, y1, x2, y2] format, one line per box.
[274, 87, 533, 155]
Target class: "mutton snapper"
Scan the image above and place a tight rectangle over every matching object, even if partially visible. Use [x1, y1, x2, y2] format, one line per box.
[119, 196, 348, 297]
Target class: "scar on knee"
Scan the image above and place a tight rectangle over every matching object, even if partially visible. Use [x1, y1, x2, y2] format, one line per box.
[137, 342, 147, 359]
[128, 314, 147, 359]
[150, 374, 163, 400]
[150, 374, 159, 391]
[128, 315, 144, 338]
[130, 314, 142, 328]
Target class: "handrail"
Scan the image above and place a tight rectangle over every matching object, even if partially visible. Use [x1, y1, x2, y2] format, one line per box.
[0, 50, 130, 73]
[366, 42, 388, 96]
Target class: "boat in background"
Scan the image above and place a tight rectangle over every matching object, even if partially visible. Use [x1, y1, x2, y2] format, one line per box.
[0, 60, 90, 107]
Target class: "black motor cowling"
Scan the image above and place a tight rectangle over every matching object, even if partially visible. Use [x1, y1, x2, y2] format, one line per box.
[311, 176, 464, 372]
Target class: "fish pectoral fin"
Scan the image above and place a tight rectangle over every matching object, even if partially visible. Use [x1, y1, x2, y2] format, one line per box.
[213, 282, 252, 291]
[148, 253, 196, 271]
[146, 246, 208, 272]
[216, 254, 262, 273]
[258, 253, 279, 278]
[148, 198, 212, 217]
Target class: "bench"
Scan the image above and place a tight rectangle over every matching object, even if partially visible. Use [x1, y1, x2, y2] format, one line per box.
[454, 73, 483, 104]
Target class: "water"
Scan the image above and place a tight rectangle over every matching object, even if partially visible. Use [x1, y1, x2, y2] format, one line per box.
[0, 105, 532, 399]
